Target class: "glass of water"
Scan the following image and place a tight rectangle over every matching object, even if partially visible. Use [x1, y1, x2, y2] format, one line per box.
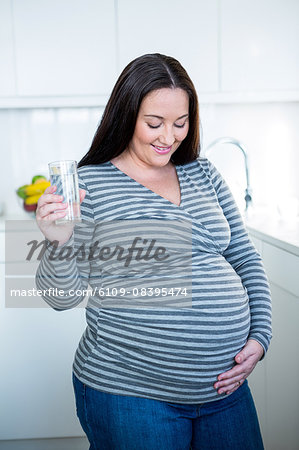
[48, 160, 81, 224]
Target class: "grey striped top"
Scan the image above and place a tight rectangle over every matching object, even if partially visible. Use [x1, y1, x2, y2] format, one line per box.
[36, 157, 272, 404]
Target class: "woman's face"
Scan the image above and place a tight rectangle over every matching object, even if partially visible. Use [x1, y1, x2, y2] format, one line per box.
[126, 88, 189, 168]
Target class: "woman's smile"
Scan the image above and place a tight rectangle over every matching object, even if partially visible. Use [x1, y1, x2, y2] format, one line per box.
[151, 144, 172, 155]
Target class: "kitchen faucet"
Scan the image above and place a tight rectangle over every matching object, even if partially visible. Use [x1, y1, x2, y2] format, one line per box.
[204, 137, 252, 211]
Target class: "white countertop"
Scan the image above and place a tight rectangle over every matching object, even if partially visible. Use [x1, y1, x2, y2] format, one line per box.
[244, 212, 299, 256]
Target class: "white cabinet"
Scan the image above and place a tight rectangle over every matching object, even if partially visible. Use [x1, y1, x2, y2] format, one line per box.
[247, 355, 267, 443]
[0, 234, 87, 440]
[103, 0, 219, 94]
[262, 241, 299, 450]
[263, 242, 299, 298]
[0, 0, 16, 96]
[221, 0, 299, 92]
[250, 280, 299, 450]
[248, 231, 299, 450]
[13, 0, 117, 97]
[0, 305, 87, 440]
[265, 283, 299, 450]
[1, 0, 299, 106]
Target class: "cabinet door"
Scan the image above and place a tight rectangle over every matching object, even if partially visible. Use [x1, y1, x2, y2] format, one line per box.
[0, 0, 16, 96]
[13, 0, 117, 96]
[0, 260, 87, 439]
[265, 282, 299, 450]
[0, 304, 87, 439]
[263, 242, 299, 298]
[247, 359, 267, 444]
[117, 0, 219, 94]
[221, 0, 299, 91]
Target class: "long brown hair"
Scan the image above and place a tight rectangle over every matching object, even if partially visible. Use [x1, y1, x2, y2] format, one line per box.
[78, 53, 200, 167]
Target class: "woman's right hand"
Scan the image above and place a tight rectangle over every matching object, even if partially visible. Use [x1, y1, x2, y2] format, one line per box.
[36, 185, 86, 246]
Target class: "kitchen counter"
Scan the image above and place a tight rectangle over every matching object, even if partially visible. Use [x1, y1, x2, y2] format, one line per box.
[244, 212, 299, 256]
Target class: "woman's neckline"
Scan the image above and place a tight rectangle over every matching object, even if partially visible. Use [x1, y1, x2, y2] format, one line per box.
[108, 160, 183, 208]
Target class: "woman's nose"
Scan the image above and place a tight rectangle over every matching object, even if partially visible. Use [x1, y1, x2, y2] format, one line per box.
[159, 127, 175, 146]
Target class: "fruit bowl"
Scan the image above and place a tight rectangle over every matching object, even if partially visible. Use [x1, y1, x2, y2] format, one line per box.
[16, 175, 51, 215]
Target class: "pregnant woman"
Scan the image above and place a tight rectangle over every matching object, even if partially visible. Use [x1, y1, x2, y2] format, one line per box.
[36, 53, 272, 450]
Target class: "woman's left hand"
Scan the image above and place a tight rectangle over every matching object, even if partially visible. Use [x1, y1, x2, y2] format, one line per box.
[214, 339, 264, 395]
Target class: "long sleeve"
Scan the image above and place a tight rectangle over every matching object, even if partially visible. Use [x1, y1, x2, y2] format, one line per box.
[35, 174, 95, 310]
[206, 160, 272, 357]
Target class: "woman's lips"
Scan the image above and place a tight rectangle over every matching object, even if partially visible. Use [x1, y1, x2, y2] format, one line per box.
[151, 144, 172, 155]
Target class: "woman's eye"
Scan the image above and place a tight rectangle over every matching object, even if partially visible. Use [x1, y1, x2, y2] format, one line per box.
[147, 124, 161, 129]
[147, 122, 187, 129]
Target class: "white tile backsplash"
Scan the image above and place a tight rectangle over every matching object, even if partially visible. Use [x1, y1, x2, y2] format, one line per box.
[0, 107, 103, 215]
[200, 102, 299, 215]
[0, 102, 298, 216]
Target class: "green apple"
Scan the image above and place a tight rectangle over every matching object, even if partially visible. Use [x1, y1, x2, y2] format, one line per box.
[32, 175, 47, 184]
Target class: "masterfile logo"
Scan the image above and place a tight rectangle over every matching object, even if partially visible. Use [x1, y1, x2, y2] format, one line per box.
[26, 236, 170, 267]
[5, 218, 192, 308]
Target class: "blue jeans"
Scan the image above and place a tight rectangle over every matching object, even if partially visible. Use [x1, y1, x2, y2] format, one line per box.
[72, 373, 264, 450]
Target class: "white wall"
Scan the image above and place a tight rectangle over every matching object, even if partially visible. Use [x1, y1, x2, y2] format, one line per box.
[0, 108, 103, 216]
[201, 102, 299, 214]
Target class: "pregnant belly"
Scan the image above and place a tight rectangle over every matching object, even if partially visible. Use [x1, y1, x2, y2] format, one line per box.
[86, 294, 250, 388]
[82, 253, 251, 388]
